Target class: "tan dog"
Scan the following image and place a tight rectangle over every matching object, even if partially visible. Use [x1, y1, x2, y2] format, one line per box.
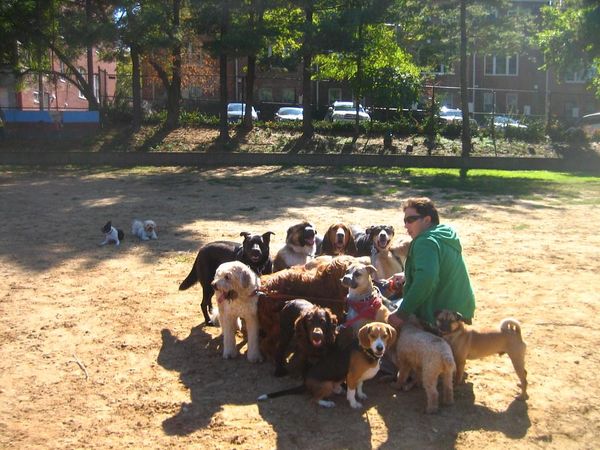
[389, 319, 455, 414]
[258, 322, 396, 409]
[435, 310, 528, 400]
[211, 261, 263, 363]
[340, 262, 391, 334]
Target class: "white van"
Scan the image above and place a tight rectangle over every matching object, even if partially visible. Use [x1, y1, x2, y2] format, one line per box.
[579, 112, 600, 138]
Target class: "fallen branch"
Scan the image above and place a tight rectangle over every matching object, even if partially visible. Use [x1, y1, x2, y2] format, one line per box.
[71, 354, 89, 381]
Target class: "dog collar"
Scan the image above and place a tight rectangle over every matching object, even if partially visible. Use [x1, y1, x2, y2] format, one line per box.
[347, 287, 381, 303]
[362, 347, 382, 362]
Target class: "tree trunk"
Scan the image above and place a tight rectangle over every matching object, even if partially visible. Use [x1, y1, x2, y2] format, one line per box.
[131, 46, 142, 131]
[459, 0, 471, 179]
[218, 0, 230, 142]
[243, 56, 256, 129]
[301, 4, 314, 140]
[165, 0, 182, 130]
[86, 0, 98, 112]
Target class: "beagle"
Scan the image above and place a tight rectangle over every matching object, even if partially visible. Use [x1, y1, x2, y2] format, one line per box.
[258, 322, 397, 408]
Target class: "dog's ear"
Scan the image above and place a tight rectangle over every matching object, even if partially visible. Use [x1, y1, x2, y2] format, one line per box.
[365, 265, 377, 276]
[240, 231, 251, 240]
[388, 225, 395, 234]
[345, 227, 358, 255]
[261, 231, 275, 244]
[294, 314, 308, 342]
[325, 308, 338, 342]
[321, 229, 333, 254]
[358, 325, 371, 349]
[456, 312, 467, 323]
[365, 226, 374, 236]
[240, 270, 251, 289]
[385, 324, 397, 346]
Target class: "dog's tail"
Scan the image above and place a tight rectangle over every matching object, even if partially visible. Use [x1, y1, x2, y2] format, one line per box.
[178, 267, 198, 290]
[500, 318, 522, 337]
[117, 229, 125, 241]
[257, 384, 306, 401]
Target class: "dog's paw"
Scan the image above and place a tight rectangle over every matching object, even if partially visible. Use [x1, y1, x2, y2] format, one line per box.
[349, 400, 363, 409]
[357, 392, 367, 400]
[223, 350, 238, 359]
[318, 400, 336, 408]
[247, 353, 263, 363]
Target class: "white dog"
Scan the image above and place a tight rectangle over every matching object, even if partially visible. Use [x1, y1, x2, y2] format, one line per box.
[99, 221, 124, 246]
[131, 219, 158, 241]
[210, 261, 263, 363]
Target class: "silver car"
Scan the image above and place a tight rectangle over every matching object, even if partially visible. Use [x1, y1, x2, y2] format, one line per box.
[227, 103, 258, 122]
[327, 101, 371, 122]
[274, 107, 303, 121]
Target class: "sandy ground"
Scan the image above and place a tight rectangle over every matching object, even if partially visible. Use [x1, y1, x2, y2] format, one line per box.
[1, 166, 599, 449]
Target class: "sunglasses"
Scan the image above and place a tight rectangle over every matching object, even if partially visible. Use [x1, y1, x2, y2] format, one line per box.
[403, 215, 423, 224]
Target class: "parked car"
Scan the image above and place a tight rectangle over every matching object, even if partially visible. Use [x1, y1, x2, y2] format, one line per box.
[274, 106, 303, 122]
[438, 106, 478, 129]
[578, 112, 600, 138]
[326, 101, 371, 122]
[227, 103, 258, 122]
[492, 115, 528, 129]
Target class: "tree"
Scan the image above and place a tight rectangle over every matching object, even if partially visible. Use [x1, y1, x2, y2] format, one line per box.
[537, 0, 600, 99]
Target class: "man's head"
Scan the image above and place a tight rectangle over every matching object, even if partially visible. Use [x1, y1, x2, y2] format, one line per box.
[402, 197, 439, 239]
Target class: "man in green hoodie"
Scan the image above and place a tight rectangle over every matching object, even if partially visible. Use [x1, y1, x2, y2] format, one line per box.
[387, 197, 475, 329]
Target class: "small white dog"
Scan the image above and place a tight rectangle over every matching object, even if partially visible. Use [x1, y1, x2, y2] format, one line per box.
[131, 219, 158, 241]
[99, 221, 124, 246]
[210, 261, 263, 363]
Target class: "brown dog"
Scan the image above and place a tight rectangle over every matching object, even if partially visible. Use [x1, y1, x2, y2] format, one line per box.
[320, 223, 358, 256]
[435, 309, 528, 400]
[389, 319, 455, 414]
[258, 322, 396, 409]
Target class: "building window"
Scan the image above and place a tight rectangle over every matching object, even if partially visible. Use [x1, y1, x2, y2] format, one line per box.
[483, 92, 494, 113]
[328, 88, 342, 104]
[188, 86, 202, 98]
[564, 67, 593, 83]
[33, 91, 40, 104]
[564, 101, 579, 119]
[258, 88, 273, 102]
[59, 61, 66, 82]
[94, 73, 99, 99]
[434, 63, 454, 75]
[485, 54, 518, 76]
[281, 88, 295, 103]
[506, 93, 518, 114]
[78, 68, 86, 99]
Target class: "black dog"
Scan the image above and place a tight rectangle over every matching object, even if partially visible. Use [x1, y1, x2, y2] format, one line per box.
[351, 224, 396, 257]
[179, 231, 275, 325]
[274, 299, 338, 378]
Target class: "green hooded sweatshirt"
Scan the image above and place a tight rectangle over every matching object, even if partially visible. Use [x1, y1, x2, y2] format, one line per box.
[399, 224, 475, 326]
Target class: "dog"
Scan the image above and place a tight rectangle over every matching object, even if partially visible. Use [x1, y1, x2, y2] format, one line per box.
[179, 231, 275, 326]
[273, 299, 338, 377]
[320, 223, 358, 256]
[340, 262, 391, 334]
[389, 318, 455, 414]
[273, 221, 320, 271]
[351, 225, 410, 281]
[435, 309, 528, 400]
[258, 322, 396, 408]
[131, 219, 158, 241]
[99, 221, 124, 246]
[210, 261, 263, 363]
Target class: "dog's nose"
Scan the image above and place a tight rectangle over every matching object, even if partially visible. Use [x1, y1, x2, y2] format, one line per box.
[336, 231, 345, 243]
[251, 245, 262, 256]
[376, 344, 384, 353]
[341, 275, 352, 286]
[304, 227, 316, 238]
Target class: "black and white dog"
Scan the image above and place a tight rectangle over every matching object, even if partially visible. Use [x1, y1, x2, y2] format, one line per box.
[100, 221, 124, 246]
[351, 225, 408, 281]
[132, 219, 158, 241]
[179, 231, 275, 326]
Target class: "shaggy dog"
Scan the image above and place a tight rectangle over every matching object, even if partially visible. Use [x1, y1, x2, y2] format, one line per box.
[257, 255, 358, 360]
[258, 322, 396, 409]
[435, 309, 528, 400]
[274, 299, 338, 377]
[99, 221, 124, 246]
[389, 318, 455, 414]
[273, 221, 320, 271]
[131, 219, 158, 241]
[211, 261, 263, 363]
[340, 262, 391, 335]
[179, 231, 274, 326]
[351, 224, 410, 281]
[320, 223, 358, 257]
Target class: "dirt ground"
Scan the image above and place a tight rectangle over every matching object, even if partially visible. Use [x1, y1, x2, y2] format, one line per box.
[1, 166, 599, 449]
